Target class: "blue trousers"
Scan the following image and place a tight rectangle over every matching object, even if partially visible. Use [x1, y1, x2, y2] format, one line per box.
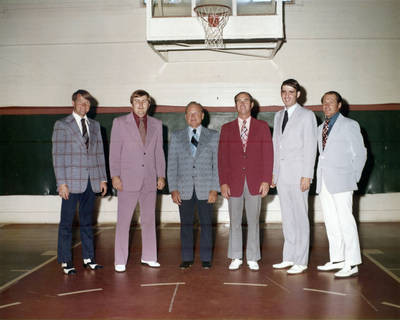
[179, 191, 213, 262]
[57, 180, 96, 263]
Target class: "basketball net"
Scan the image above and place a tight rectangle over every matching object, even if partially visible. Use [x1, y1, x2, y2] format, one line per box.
[194, 5, 231, 49]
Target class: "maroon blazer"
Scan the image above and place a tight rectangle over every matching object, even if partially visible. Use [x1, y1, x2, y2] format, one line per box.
[218, 117, 273, 197]
[109, 113, 165, 192]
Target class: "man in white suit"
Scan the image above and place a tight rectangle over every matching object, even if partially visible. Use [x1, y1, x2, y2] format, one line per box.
[271, 79, 317, 274]
[316, 91, 367, 278]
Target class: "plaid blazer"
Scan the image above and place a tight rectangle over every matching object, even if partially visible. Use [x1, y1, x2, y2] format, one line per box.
[52, 114, 107, 193]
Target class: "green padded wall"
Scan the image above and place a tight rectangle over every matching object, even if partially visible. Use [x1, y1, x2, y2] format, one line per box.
[0, 110, 398, 195]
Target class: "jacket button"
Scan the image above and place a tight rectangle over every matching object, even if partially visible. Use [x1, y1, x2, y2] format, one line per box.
[142, 164, 144, 167]
[242, 167, 246, 170]
[144, 152, 146, 155]
[193, 165, 195, 168]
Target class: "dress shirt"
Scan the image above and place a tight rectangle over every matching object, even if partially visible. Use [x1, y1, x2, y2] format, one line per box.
[133, 113, 148, 130]
[326, 111, 340, 135]
[188, 125, 202, 140]
[72, 112, 90, 137]
[284, 103, 299, 119]
[238, 116, 251, 132]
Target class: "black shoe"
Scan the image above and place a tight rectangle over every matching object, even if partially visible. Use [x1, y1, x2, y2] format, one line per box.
[83, 258, 103, 270]
[202, 261, 212, 269]
[179, 261, 193, 269]
[62, 262, 76, 275]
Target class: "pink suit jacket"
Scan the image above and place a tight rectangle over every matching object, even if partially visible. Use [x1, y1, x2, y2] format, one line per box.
[218, 117, 273, 197]
[109, 113, 165, 192]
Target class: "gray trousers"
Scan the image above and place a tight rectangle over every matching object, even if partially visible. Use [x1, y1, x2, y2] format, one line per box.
[277, 183, 310, 265]
[228, 180, 262, 261]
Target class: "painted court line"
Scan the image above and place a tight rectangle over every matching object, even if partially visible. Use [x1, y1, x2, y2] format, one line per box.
[0, 302, 21, 309]
[360, 292, 378, 312]
[265, 275, 290, 293]
[168, 284, 180, 313]
[224, 282, 268, 287]
[141, 282, 185, 287]
[57, 288, 103, 297]
[10, 269, 31, 272]
[363, 249, 400, 284]
[0, 229, 106, 293]
[303, 288, 347, 296]
[382, 301, 400, 309]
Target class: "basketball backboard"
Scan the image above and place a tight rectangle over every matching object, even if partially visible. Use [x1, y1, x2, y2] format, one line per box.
[146, 0, 285, 62]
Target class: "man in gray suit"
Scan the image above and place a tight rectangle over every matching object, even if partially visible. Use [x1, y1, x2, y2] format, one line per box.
[52, 89, 107, 275]
[316, 91, 366, 278]
[167, 102, 219, 269]
[271, 79, 317, 274]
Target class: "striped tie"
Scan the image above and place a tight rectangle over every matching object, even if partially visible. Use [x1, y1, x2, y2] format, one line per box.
[240, 120, 248, 152]
[322, 118, 330, 150]
[81, 118, 89, 149]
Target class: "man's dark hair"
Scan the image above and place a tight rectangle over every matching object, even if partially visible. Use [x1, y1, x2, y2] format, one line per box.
[72, 89, 92, 102]
[281, 79, 301, 92]
[321, 91, 343, 104]
[130, 89, 151, 104]
[234, 91, 254, 104]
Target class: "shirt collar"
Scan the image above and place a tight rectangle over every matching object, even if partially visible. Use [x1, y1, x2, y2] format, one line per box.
[238, 116, 251, 126]
[188, 125, 202, 136]
[284, 103, 298, 118]
[72, 111, 88, 122]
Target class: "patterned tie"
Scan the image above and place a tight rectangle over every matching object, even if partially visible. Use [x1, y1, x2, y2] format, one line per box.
[240, 119, 248, 152]
[191, 128, 198, 156]
[139, 117, 146, 145]
[81, 118, 89, 149]
[322, 118, 330, 150]
[282, 110, 288, 133]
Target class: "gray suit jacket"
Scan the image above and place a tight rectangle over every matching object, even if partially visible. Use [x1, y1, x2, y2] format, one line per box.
[167, 126, 220, 200]
[316, 113, 367, 194]
[273, 104, 318, 185]
[52, 114, 107, 193]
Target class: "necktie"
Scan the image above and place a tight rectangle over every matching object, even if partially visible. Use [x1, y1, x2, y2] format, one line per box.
[240, 120, 248, 152]
[322, 118, 330, 150]
[191, 129, 198, 156]
[282, 110, 288, 133]
[139, 117, 146, 145]
[81, 118, 89, 149]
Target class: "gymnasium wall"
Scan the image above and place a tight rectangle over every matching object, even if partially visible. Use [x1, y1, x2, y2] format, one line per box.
[0, 0, 399, 222]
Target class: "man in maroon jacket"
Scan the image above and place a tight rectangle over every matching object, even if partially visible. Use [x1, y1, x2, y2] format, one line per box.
[218, 92, 273, 271]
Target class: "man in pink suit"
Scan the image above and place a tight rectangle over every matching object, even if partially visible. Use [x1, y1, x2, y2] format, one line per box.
[110, 90, 166, 272]
[218, 91, 273, 271]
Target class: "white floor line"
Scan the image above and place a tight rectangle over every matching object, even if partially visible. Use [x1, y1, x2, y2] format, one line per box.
[0, 228, 106, 293]
[224, 282, 268, 287]
[57, 288, 103, 297]
[0, 302, 21, 309]
[141, 282, 186, 287]
[265, 275, 290, 293]
[382, 301, 400, 309]
[360, 292, 378, 312]
[363, 249, 400, 284]
[168, 283, 180, 313]
[10, 269, 31, 272]
[303, 288, 347, 296]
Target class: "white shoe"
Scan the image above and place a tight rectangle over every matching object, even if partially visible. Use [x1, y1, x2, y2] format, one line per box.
[287, 264, 307, 274]
[335, 266, 358, 278]
[272, 261, 294, 269]
[141, 259, 160, 268]
[115, 264, 126, 272]
[247, 261, 259, 271]
[317, 261, 344, 271]
[229, 259, 243, 270]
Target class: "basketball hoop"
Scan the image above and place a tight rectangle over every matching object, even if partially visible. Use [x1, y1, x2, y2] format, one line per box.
[194, 4, 231, 49]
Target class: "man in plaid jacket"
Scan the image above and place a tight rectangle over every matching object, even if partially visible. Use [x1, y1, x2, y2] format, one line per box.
[52, 89, 107, 275]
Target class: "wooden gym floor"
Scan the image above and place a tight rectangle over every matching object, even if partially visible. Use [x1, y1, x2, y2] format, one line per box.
[0, 223, 399, 319]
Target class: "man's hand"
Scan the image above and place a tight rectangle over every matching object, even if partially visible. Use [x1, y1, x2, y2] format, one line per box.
[208, 190, 218, 204]
[112, 176, 123, 191]
[58, 184, 69, 200]
[220, 184, 231, 199]
[100, 181, 108, 196]
[270, 175, 276, 188]
[259, 182, 270, 198]
[171, 190, 182, 205]
[300, 177, 311, 192]
[157, 177, 166, 190]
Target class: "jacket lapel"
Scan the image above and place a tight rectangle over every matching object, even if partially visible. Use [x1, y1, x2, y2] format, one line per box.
[66, 114, 86, 150]
[88, 118, 97, 150]
[145, 116, 156, 149]
[183, 128, 193, 156]
[125, 113, 144, 149]
[195, 127, 209, 159]
[324, 113, 343, 151]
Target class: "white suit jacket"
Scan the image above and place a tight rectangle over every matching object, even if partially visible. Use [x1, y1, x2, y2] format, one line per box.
[273, 104, 318, 185]
[316, 113, 367, 194]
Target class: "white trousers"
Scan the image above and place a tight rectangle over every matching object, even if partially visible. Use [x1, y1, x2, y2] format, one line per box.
[319, 178, 362, 266]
